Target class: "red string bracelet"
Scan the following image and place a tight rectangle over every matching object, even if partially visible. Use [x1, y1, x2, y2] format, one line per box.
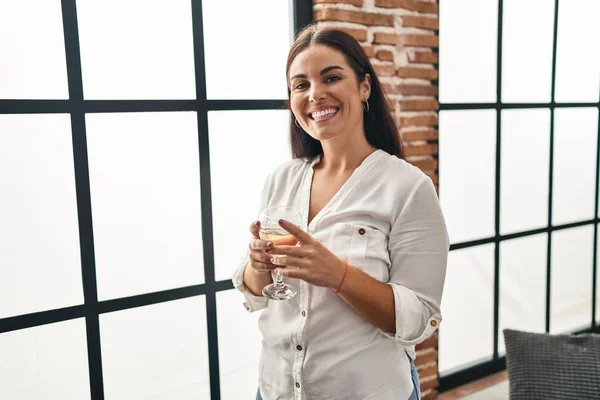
[333, 261, 349, 294]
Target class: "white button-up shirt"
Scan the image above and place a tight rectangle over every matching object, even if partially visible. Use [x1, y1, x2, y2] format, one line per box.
[232, 149, 449, 400]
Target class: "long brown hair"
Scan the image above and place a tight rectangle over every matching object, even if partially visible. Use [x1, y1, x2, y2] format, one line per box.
[285, 25, 403, 159]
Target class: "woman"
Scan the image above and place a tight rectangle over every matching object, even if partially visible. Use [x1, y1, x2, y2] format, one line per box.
[232, 25, 449, 400]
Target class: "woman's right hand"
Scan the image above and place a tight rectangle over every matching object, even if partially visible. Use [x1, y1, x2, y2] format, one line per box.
[247, 221, 275, 275]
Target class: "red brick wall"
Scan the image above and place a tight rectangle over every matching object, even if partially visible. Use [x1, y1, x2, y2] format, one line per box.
[313, 0, 440, 398]
[313, 0, 439, 189]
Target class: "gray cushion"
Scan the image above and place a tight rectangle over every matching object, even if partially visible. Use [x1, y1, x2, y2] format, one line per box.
[503, 329, 600, 400]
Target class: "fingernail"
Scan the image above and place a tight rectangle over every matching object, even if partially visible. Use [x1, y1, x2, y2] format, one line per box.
[275, 268, 282, 275]
[255, 221, 261, 227]
[278, 219, 284, 224]
[270, 258, 276, 264]
[266, 241, 272, 248]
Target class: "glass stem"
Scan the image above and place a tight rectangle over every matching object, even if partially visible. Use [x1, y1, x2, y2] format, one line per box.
[274, 271, 284, 287]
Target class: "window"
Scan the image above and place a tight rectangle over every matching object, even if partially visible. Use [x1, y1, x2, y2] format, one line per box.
[0, 1, 313, 398]
[439, 0, 600, 390]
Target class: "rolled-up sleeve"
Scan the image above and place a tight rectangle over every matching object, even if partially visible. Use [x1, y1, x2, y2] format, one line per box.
[386, 176, 449, 346]
[232, 257, 269, 312]
[230, 173, 274, 313]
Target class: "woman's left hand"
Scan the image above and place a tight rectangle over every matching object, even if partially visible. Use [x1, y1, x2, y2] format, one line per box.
[267, 219, 346, 288]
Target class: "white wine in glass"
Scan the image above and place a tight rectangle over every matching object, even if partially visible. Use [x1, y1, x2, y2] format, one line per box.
[259, 206, 301, 301]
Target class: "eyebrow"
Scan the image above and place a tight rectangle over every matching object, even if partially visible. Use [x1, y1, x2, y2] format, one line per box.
[289, 65, 345, 82]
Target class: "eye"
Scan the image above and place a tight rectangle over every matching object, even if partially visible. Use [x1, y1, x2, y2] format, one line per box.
[325, 75, 341, 83]
[293, 81, 308, 91]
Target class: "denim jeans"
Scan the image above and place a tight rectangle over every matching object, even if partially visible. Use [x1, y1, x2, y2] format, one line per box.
[256, 352, 420, 400]
[407, 351, 420, 400]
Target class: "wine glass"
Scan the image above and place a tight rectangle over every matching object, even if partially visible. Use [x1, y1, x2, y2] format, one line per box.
[259, 206, 302, 300]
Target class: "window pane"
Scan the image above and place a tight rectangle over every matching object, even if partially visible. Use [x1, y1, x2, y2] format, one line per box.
[0, 114, 83, 318]
[500, 109, 550, 234]
[502, 0, 555, 103]
[552, 108, 598, 226]
[555, 0, 600, 103]
[86, 112, 204, 300]
[439, 110, 496, 243]
[100, 297, 210, 399]
[203, 0, 290, 99]
[597, 226, 600, 324]
[217, 290, 262, 400]
[439, 244, 495, 374]
[499, 234, 547, 354]
[0, 0, 68, 99]
[209, 110, 290, 281]
[77, 0, 196, 99]
[551, 225, 594, 334]
[439, 0, 497, 103]
[0, 319, 90, 399]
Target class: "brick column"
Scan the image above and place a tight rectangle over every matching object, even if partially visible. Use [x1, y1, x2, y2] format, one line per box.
[313, 0, 440, 398]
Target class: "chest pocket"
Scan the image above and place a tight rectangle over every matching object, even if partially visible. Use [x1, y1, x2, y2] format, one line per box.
[328, 222, 391, 282]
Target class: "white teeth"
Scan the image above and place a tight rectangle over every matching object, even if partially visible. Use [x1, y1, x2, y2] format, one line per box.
[311, 108, 338, 120]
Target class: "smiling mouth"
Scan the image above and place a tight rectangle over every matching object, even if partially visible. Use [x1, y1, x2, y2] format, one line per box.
[309, 107, 339, 122]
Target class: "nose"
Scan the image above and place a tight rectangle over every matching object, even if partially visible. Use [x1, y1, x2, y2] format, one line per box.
[308, 82, 326, 103]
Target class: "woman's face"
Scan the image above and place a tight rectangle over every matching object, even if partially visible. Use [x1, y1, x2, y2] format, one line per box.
[288, 44, 371, 143]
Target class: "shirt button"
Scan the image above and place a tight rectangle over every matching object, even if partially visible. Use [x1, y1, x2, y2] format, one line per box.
[295, 382, 301, 388]
[301, 311, 306, 317]
[430, 320, 438, 327]
[358, 228, 366, 235]
[296, 345, 303, 351]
